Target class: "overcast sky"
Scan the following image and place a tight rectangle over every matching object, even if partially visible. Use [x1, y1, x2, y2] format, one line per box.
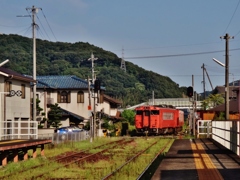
[1, 0, 240, 93]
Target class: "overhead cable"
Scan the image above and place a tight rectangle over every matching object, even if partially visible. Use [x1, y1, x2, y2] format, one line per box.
[124, 48, 240, 59]
[223, 0, 240, 35]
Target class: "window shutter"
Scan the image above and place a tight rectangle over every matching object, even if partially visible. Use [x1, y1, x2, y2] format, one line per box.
[68, 91, 71, 103]
[100, 91, 104, 103]
[57, 91, 60, 103]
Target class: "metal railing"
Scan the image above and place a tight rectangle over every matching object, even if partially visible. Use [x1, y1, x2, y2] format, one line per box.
[197, 120, 212, 138]
[0, 120, 38, 140]
[38, 131, 90, 144]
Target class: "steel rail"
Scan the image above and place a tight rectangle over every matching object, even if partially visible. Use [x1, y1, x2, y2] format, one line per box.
[101, 140, 159, 180]
[0, 138, 127, 180]
[136, 139, 173, 180]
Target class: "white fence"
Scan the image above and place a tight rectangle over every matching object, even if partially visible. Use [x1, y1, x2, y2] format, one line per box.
[0, 120, 38, 140]
[197, 120, 212, 138]
[212, 120, 240, 156]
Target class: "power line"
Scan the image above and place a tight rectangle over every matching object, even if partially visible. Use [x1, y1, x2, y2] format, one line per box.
[0, 24, 29, 28]
[223, 0, 240, 35]
[124, 48, 240, 59]
[41, 9, 58, 41]
[36, 14, 51, 40]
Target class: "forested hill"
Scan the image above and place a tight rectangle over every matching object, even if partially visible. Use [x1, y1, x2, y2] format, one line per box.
[0, 34, 188, 107]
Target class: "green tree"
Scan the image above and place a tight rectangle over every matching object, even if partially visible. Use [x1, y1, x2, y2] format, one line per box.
[36, 98, 43, 115]
[48, 103, 62, 128]
[201, 94, 224, 110]
[121, 109, 135, 125]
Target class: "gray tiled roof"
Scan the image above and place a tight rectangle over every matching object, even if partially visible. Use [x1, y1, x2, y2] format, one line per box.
[36, 75, 89, 89]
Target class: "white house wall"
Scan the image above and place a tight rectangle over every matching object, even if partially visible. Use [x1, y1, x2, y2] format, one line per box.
[5, 79, 31, 121]
[37, 89, 114, 120]
[0, 77, 5, 136]
[0, 76, 32, 138]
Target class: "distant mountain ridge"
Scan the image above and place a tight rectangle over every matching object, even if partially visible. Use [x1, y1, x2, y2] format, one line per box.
[0, 34, 188, 107]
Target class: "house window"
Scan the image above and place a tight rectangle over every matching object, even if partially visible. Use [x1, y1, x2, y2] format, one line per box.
[57, 91, 71, 103]
[97, 91, 104, 104]
[21, 84, 26, 99]
[77, 91, 84, 103]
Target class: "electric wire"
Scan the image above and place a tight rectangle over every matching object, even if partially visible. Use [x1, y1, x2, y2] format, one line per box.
[0, 24, 29, 28]
[223, 0, 240, 35]
[41, 9, 58, 41]
[124, 48, 240, 59]
[36, 14, 51, 40]
[21, 25, 32, 37]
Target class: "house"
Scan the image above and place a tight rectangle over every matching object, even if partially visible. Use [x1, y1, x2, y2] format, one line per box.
[212, 86, 238, 100]
[36, 75, 122, 128]
[204, 86, 240, 120]
[0, 67, 36, 139]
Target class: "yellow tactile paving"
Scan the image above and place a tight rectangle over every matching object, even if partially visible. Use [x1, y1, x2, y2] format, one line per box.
[191, 142, 224, 180]
[0, 139, 25, 145]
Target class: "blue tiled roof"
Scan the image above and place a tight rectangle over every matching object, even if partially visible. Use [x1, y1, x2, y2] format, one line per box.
[36, 75, 89, 89]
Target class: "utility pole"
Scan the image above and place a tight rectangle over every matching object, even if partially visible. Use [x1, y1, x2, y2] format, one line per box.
[201, 63, 206, 100]
[192, 75, 196, 136]
[25, 6, 41, 122]
[220, 33, 233, 120]
[88, 53, 98, 140]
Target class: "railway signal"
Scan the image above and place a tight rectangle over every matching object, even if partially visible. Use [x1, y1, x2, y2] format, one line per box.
[187, 86, 193, 97]
[94, 79, 101, 91]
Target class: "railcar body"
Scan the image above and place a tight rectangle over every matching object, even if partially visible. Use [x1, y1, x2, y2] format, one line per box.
[134, 105, 184, 135]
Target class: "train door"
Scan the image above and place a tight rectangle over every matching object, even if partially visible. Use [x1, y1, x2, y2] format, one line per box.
[135, 110, 143, 129]
[150, 110, 159, 129]
[143, 110, 150, 131]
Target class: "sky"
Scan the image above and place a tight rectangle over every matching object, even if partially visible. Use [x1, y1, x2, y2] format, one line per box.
[1, 0, 240, 94]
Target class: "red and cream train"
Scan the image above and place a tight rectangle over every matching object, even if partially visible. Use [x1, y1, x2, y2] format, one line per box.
[134, 105, 184, 135]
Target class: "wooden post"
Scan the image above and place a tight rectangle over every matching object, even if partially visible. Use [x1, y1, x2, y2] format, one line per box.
[13, 150, 18, 163]
[41, 144, 44, 156]
[32, 146, 37, 158]
[1, 151, 7, 166]
[23, 148, 28, 161]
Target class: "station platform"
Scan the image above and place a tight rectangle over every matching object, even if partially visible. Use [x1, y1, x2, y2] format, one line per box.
[0, 139, 52, 166]
[151, 138, 240, 180]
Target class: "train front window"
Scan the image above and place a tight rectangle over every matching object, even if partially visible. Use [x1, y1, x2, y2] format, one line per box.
[136, 110, 143, 115]
[144, 111, 150, 116]
[151, 110, 159, 115]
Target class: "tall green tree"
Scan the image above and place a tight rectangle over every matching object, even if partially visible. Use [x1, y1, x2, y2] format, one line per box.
[121, 109, 135, 125]
[48, 103, 62, 128]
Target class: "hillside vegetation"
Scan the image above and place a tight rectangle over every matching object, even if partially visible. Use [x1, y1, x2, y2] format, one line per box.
[0, 34, 187, 107]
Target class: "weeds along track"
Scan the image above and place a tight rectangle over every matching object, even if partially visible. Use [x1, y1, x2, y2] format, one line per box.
[0, 138, 129, 180]
[136, 138, 173, 180]
[0, 137, 174, 180]
[101, 138, 172, 180]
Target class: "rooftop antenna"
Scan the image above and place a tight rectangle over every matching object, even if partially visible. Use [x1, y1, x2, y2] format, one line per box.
[120, 47, 126, 72]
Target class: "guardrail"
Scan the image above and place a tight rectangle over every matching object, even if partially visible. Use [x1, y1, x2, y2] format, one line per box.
[38, 131, 90, 144]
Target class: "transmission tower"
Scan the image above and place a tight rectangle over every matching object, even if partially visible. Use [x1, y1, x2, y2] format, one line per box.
[120, 47, 126, 72]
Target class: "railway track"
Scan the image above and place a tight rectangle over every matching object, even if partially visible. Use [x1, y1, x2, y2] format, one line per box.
[0, 138, 128, 180]
[0, 137, 174, 180]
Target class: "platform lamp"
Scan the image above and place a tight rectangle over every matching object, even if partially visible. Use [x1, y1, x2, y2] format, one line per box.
[212, 58, 229, 120]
